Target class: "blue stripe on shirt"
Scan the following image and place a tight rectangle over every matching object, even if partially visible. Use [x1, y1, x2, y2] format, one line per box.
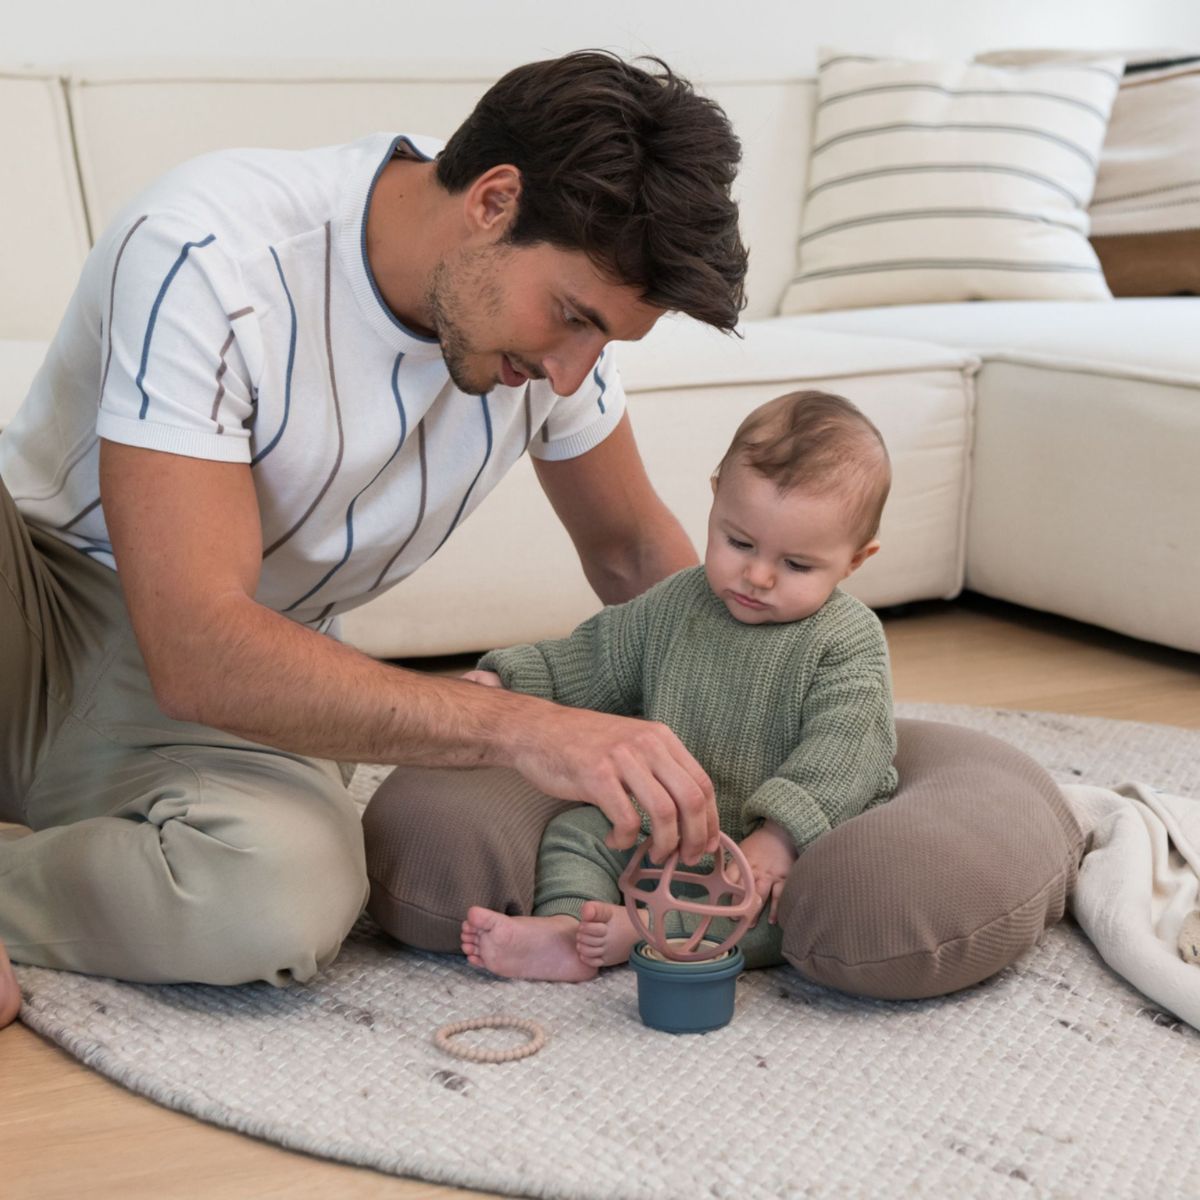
[136, 234, 216, 420]
[433, 393, 493, 554]
[593, 348, 607, 414]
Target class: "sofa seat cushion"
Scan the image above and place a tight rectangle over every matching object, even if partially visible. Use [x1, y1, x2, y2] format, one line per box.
[790, 299, 1200, 653]
[614, 313, 975, 393]
[786, 297, 1200, 381]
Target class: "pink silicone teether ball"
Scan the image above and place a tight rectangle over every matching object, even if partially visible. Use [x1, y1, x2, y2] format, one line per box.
[618, 832, 759, 962]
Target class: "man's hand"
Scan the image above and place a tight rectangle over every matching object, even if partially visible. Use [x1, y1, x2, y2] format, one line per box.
[461, 669, 504, 688]
[506, 705, 719, 866]
[459, 669, 715, 862]
[737, 820, 799, 924]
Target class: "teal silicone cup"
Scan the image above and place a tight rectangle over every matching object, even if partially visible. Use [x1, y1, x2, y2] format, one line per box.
[629, 939, 746, 1033]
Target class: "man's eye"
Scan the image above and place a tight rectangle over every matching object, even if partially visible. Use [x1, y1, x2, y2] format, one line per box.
[563, 308, 585, 327]
[785, 560, 813, 573]
[726, 536, 752, 550]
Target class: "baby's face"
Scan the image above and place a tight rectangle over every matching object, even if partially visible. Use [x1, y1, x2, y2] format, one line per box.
[704, 464, 878, 625]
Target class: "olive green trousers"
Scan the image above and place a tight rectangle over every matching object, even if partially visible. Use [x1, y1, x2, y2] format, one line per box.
[0, 479, 367, 985]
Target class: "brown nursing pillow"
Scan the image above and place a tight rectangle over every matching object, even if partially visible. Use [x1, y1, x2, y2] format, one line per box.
[777, 718, 1085, 1000]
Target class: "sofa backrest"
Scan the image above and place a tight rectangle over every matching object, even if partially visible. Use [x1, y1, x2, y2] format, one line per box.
[62, 65, 816, 322]
[0, 72, 91, 340]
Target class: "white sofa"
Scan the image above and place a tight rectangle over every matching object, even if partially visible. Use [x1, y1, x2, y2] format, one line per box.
[2, 63, 1197, 656]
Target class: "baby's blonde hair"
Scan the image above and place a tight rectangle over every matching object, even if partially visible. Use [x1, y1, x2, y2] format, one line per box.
[715, 390, 892, 546]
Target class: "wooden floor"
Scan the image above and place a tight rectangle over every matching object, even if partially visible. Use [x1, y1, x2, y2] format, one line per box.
[3, 593, 1198, 1200]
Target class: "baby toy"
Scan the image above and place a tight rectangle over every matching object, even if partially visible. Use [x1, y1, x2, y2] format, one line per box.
[619, 832, 758, 1034]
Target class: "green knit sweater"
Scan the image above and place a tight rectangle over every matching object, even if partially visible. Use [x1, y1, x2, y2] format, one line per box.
[479, 567, 898, 853]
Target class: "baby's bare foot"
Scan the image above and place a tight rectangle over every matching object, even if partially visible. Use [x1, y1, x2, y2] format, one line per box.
[461, 907, 597, 982]
[576, 900, 641, 969]
[0, 940, 21, 1029]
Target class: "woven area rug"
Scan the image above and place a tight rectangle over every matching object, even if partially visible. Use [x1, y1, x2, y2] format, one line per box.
[14, 704, 1200, 1199]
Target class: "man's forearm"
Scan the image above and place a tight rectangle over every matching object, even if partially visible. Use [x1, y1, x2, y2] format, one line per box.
[159, 593, 546, 766]
[153, 591, 720, 863]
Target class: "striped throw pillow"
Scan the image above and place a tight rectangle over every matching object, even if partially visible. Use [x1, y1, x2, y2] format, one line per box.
[781, 50, 1123, 313]
[978, 48, 1200, 296]
[978, 49, 1200, 237]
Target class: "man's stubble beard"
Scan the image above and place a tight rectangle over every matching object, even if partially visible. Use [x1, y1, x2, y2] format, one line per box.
[425, 248, 507, 395]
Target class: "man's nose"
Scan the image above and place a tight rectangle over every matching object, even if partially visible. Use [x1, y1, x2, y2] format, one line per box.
[544, 341, 605, 398]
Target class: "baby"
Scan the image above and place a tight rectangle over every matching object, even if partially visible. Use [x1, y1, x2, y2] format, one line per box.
[460, 389, 899, 981]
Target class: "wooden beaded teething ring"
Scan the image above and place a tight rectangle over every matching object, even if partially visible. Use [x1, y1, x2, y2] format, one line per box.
[618, 831, 758, 962]
[433, 1016, 547, 1063]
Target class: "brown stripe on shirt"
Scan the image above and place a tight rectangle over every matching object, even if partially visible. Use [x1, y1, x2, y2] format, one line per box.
[211, 329, 236, 434]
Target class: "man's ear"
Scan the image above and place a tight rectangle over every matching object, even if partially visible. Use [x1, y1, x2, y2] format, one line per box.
[463, 164, 522, 240]
[843, 538, 881, 578]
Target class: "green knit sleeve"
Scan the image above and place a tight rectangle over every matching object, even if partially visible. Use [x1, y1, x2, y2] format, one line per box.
[476, 585, 656, 714]
[741, 617, 898, 852]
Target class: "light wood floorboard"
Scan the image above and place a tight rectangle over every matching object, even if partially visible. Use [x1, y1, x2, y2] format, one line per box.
[2, 594, 1197, 1199]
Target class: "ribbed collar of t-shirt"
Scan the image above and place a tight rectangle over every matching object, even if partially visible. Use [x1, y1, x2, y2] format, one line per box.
[334, 131, 448, 358]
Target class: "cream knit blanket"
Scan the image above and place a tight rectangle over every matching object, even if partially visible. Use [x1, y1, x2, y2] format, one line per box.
[1065, 781, 1200, 1031]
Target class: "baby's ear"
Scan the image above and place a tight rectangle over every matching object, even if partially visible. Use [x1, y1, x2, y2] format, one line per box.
[844, 539, 881, 577]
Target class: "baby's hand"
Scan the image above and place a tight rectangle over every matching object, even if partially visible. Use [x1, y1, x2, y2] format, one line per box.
[461, 669, 505, 688]
[737, 821, 799, 924]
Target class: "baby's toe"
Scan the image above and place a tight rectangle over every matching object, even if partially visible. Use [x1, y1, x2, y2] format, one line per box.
[580, 900, 612, 924]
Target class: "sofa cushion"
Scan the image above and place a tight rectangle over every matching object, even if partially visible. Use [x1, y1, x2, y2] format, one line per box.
[966, 355, 1200, 654]
[787, 297, 1200, 380]
[613, 312, 975, 392]
[0, 74, 90, 342]
[979, 50, 1200, 240]
[794, 297, 1200, 653]
[780, 50, 1121, 314]
[1087, 56, 1200, 241]
[978, 50, 1200, 298]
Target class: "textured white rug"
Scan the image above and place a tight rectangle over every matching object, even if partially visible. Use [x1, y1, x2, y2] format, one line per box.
[14, 704, 1200, 1199]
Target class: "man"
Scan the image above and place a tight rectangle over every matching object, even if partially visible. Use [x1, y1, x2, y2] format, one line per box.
[0, 51, 747, 1022]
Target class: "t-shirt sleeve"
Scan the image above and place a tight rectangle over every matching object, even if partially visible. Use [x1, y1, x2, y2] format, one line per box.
[95, 212, 256, 463]
[527, 345, 626, 461]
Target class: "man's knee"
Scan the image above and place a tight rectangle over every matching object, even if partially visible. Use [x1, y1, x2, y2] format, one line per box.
[362, 765, 576, 952]
[163, 780, 368, 986]
[776, 719, 1084, 1001]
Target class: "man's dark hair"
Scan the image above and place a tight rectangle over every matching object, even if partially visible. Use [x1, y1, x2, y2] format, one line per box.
[436, 50, 748, 331]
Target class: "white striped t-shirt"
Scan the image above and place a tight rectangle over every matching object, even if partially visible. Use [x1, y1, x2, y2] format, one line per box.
[0, 132, 626, 631]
